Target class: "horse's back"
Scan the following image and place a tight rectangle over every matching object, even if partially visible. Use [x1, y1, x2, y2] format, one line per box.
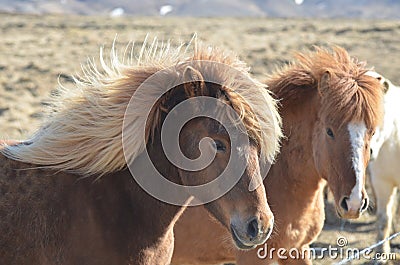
[0, 153, 79, 264]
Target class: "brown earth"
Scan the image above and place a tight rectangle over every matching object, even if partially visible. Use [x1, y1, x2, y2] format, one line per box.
[0, 13, 399, 265]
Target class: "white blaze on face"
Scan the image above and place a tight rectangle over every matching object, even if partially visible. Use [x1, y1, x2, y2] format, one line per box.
[347, 122, 367, 211]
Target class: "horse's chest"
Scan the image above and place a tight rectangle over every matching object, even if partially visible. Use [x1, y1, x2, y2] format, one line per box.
[278, 191, 325, 248]
[139, 228, 175, 265]
[288, 207, 324, 241]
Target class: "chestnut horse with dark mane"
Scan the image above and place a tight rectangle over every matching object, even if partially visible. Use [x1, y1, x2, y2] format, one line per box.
[0, 39, 282, 264]
[171, 46, 384, 264]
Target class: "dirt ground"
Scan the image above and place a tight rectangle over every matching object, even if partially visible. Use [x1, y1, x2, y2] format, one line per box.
[0, 13, 399, 264]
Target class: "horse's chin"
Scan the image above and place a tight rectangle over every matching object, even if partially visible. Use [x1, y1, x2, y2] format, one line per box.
[230, 225, 257, 250]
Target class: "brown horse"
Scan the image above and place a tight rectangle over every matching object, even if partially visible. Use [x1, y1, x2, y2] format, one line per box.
[171, 46, 384, 265]
[0, 38, 282, 264]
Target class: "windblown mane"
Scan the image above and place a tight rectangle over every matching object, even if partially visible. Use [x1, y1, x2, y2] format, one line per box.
[267, 46, 383, 129]
[2, 37, 282, 176]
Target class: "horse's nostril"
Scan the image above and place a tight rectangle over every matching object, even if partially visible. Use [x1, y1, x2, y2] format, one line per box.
[360, 197, 369, 212]
[340, 197, 349, 212]
[246, 218, 259, 240]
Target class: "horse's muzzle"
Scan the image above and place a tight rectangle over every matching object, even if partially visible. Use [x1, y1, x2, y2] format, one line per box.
[337, 196, 369, 219]
[230, 216, 274, 250]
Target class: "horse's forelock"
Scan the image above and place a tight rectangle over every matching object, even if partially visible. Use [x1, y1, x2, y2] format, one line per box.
[312, 49, 383, 130]
[269, 46, 383, 130]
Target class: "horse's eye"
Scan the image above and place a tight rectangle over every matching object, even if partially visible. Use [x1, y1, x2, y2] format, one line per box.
[371, 129, 376, 136]
[326, 128, 334, 138]
[213, 140, 226, 152]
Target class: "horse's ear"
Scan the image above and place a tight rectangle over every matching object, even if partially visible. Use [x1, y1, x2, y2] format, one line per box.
[374, 74, 390, 94]
[183, 66, 206, 97]
[364, 71, 390, 94]
[318, 71, 331, 96]
[382, 80, 390, 94]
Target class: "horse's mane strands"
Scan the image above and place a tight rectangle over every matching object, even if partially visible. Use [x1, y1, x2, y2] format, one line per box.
[2, 36, 282, 176]
[267, 46, 383, 129]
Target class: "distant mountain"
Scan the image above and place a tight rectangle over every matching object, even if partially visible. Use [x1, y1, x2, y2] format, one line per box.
[252, 0, 398, 18]
[0, 0, 399, 19]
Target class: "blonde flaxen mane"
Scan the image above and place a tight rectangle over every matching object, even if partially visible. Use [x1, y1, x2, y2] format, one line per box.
[2, 37, 282, 176]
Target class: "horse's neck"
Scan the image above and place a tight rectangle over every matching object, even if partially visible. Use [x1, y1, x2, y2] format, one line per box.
[105, 168, 185, 261]
[375, 88, 400, 153]
[274, 95, 321, 186]
[385, 88, 400, 142]
[102, 131, 185, 261]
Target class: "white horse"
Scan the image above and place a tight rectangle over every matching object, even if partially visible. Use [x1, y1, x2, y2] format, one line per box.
[368, 71, 400, 261]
